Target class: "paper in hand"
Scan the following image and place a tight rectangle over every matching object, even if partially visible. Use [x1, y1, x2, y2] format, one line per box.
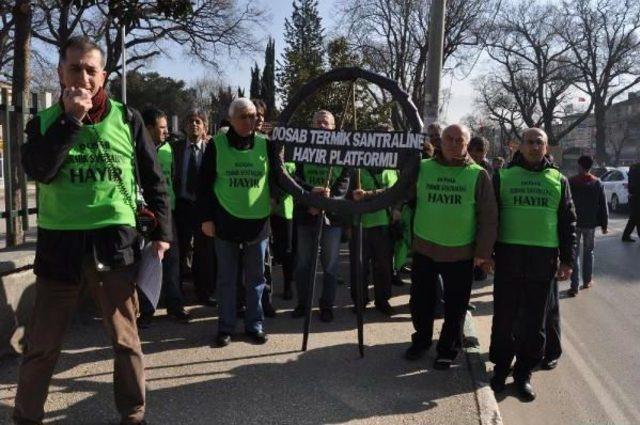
[137, 242, 163, 309]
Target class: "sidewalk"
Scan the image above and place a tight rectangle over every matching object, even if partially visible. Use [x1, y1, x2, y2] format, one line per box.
[0, 248, 493, 424]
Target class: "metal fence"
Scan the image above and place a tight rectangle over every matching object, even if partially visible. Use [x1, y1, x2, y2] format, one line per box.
[0, 89, 52, 246]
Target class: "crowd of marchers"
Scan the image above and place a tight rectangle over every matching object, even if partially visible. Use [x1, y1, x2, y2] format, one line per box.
[10, 35, 640, 425]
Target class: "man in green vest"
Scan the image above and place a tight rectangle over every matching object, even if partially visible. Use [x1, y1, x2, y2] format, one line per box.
[405, 124, 497, 370]
[291, 110, 351, 323]
[351, 166, 399, 315]
[198, 98, 276, 347]
[14, 36, 171, 425]
[490, 128, 576, 402]
[136, 108, 189, 328]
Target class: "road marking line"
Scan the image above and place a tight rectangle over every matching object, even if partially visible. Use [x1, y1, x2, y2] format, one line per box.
[563, 323, 640, 425]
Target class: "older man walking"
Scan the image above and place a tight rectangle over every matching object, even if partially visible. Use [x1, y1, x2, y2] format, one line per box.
[490, 128, 576, 401]
[405, 124, 497, 369]
[14, 36, 170, 425]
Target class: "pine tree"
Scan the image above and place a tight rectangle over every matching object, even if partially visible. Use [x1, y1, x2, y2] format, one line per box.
[261, 37, 277, 120]
[277, 0, 326, 125]
[249, 62, 262, 99]
[237, 86, 245, 98]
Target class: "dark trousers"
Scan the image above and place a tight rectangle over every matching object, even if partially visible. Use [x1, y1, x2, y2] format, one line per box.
[14, 258, 145, 424]
[490, 276, 554, 380]
[623, 195, 640, 238]
[271, 215, 295, 295]
[139, 217, 183, 315]
[410, 253, 474, 360]
[175, 198, 215, 300]
[545, 279, 562, 361]
[349, 225, 393, 305]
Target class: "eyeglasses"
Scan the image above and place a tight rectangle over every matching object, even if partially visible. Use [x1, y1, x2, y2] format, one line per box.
[238, 113, 257, 120]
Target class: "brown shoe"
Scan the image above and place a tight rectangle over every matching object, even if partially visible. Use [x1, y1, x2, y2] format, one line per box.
[582, 281, 593, 289]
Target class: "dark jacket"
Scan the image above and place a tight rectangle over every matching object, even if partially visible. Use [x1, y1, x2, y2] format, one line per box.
[493, 152, 577, 282]
[22, 101, 172, 283]
[628, 163, 640, 197]
[171, 135, 212, 201]
[196, 127, 278, 243]
[293, 164, 351, 227]
[569, 173, 608, 229]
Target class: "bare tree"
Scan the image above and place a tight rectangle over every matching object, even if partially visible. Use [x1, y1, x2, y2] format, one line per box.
[560, 0, 640, 162]
[0, 0, 14, 79]
[336, 0, 497, 127]
[30, 0, 267, 78]
[608, 121, 632, 166]
[479, 1, 592, 146]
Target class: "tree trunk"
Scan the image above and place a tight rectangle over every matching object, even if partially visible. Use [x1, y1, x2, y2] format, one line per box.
[593, 103, 609, 165]
[8, 0, 32, 246]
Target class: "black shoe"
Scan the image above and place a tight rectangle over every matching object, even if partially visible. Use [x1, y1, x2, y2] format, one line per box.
[490, 366, 510, 393]
[246, 330, 268, 344]
[622, 236, 636, 242]
[567, 287, 578, 297]
[216, 333, 231, 347]
[283, 288, 293, 300]
[198, 295, 218, 307]
[466, 303, 477, 311]
[167, 308, 191, 324]
[291, 305, 306, 318]
[319, 308, 334, 322]
[120, 420, 147, 425]
[515, 379, 536, 402]
[137, 313, 153, 329]
[433, 357, 453, 370]
[404, 343, 428, 361]
[374, 301, 393, 316]
[541, 358, 559, 370]
[263, 302, 277, 318]
[236, 305, 246, 318]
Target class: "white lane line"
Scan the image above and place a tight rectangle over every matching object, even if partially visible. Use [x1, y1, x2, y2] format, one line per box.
[563, 323, 640, 425]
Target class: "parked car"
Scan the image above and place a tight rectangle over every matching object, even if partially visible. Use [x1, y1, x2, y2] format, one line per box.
[592, 166, 615, 179]
[601, 167, 629, 212]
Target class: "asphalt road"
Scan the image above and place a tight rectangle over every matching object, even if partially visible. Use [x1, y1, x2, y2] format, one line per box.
[473, 212, 640, 425]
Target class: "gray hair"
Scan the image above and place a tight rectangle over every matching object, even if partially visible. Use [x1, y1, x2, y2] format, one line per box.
[228, 98, 256, 118]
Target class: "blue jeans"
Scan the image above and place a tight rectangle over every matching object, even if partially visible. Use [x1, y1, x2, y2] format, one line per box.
[215, 238, 268, 334]
[570, 227, 595, 290]
[295, 224, 342, 309]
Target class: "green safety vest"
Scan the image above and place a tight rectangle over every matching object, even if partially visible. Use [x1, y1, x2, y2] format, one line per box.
[414, 159, 482, 247]
[302, 164, 343, 188]
[37, 100, 137, 230]
[498, 166, 562, 248]
[273, 162, 296, 219]
[157, 142, 175, 210]
[213, 132, 271, 219]
[357, 169, 398, 228]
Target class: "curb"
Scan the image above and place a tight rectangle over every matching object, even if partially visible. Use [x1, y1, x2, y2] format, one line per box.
[463, 310, 503, 425]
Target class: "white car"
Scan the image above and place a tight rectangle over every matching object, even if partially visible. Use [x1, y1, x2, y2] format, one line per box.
[601, 167, 629, 212]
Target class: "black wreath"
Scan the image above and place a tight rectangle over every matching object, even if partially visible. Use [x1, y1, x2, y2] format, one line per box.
[273, 67, 423, 215]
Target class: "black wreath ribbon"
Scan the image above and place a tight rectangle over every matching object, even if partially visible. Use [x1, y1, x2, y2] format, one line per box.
[273, 67, 424, 215]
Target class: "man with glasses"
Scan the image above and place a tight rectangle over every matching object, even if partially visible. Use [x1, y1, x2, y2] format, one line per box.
[490, 128, 576, 402]
[198, 98, 277, 347]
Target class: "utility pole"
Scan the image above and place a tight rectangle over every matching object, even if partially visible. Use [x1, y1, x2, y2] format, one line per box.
[423, 0, 447, 126]
[121, 26, 127, 103]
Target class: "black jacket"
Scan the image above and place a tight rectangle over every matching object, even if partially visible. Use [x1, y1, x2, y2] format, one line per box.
[293, 164, 351, 227]
[196, 127, 279, 243]
[493, 153, 577, 281]
[22, 101, 172, 283]
[569, 174, 608, 229]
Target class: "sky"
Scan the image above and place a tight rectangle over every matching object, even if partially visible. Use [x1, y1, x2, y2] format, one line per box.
[149, 0, 479, 124]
